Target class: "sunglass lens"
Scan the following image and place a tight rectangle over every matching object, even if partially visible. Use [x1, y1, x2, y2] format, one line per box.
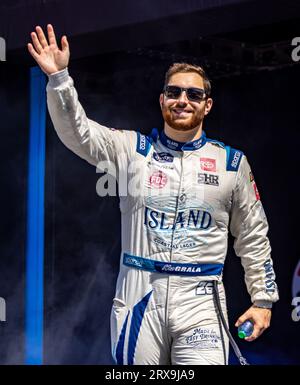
[187, 88, 205, 101]
[165, 86, 181, 99]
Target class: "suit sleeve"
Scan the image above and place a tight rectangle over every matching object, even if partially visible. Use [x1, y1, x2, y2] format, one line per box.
[229, 155, 279, 305]
[46, 68, 136, 180]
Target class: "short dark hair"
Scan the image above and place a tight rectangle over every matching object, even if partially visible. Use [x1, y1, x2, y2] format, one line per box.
[164, 63, 211, 96]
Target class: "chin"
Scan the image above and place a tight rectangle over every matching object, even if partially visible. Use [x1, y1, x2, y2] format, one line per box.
[168, 119, 200, 131]
[162, 107, 203, 132]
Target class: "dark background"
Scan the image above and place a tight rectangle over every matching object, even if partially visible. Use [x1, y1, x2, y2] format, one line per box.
[0, 0, 299, 364]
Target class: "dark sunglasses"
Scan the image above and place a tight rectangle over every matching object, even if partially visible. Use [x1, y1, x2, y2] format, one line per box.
[163, 85, 207, 102]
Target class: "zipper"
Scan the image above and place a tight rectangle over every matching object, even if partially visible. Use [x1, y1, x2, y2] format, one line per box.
[165, 151, 184, 327]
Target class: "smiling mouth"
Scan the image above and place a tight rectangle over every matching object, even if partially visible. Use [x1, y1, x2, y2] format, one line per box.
[172, 109, 193, 117]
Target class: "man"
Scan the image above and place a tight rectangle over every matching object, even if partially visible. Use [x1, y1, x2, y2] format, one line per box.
[28, 24, 279, 365]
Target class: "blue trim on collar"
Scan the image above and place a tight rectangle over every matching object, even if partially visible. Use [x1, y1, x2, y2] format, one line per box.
[150, 127, 159, 142]
[159, 130, 207, 151]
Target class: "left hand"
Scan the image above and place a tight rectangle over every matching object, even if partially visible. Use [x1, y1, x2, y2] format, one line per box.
[235, 305, 272, 342]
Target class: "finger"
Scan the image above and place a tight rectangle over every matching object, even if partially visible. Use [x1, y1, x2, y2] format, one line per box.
[245, 333, 260, 342]
[245, 325, 264, 342]
[245, 331, 259, 342]
[35, 25, 49, 48]
[235, 314, 249, 327]
[31, 32, 43, 54]
[47, 24, 57, 46]
[61, 35, 69, 52]
[27, 43, 40, 61]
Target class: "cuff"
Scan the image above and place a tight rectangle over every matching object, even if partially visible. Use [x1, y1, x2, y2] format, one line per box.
[48, 68, 69, 88]
[253, 300, 273, 309]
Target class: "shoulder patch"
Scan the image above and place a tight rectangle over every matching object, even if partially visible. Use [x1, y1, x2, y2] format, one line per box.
[225, 146, 244, 171]
[136, 132, 153, 157]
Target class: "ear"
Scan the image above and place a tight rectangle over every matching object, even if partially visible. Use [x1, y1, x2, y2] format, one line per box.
[204, 97, 213, 116]
[159, 93, 164, 110]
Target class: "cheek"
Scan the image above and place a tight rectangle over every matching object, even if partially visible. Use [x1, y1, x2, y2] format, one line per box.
[163, 101, 173, 111]
[195, 105, 205, 116]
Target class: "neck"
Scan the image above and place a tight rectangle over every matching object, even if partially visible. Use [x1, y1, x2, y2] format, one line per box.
[164, 123, 203, 143]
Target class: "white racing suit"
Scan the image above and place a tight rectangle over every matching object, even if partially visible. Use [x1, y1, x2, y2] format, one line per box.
[46, 68, 279, 365]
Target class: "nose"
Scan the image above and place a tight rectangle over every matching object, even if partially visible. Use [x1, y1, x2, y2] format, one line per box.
[177, 90, 189, 104]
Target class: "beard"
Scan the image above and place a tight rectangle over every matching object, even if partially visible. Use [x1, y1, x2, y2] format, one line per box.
[161, 103, 205, 131]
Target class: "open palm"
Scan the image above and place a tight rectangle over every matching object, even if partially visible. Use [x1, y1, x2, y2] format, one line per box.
[28, 24, 70, 75]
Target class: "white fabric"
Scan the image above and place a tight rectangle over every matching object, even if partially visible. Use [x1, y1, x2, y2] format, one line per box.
[46, 69, 279, 365]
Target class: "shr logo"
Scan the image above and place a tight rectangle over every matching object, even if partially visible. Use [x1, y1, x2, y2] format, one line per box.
[291, 37, 300, 62]
[0, 37, 6, 61]
[0, 297, 6, 321]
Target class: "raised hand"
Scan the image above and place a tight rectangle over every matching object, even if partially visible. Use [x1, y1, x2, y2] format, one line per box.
[28, 24, 70, 75]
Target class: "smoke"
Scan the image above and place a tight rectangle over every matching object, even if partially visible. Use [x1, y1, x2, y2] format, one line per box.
[43, 122, 121, 364]
[44, 241, 119, 364]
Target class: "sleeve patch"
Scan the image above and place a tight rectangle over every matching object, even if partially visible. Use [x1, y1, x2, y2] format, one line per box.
[136, 132, 152, 157]
[225, 146, 244, 172]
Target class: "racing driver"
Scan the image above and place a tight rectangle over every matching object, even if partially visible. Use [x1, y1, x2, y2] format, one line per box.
[28, 24, 279, 365]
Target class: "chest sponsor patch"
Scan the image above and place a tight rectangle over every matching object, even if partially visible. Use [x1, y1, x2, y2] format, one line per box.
[198, 173, 219, 186]
[200, 158, 216, 172]
[153, 152, 174, 163]
[149, 171, 168, 189]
